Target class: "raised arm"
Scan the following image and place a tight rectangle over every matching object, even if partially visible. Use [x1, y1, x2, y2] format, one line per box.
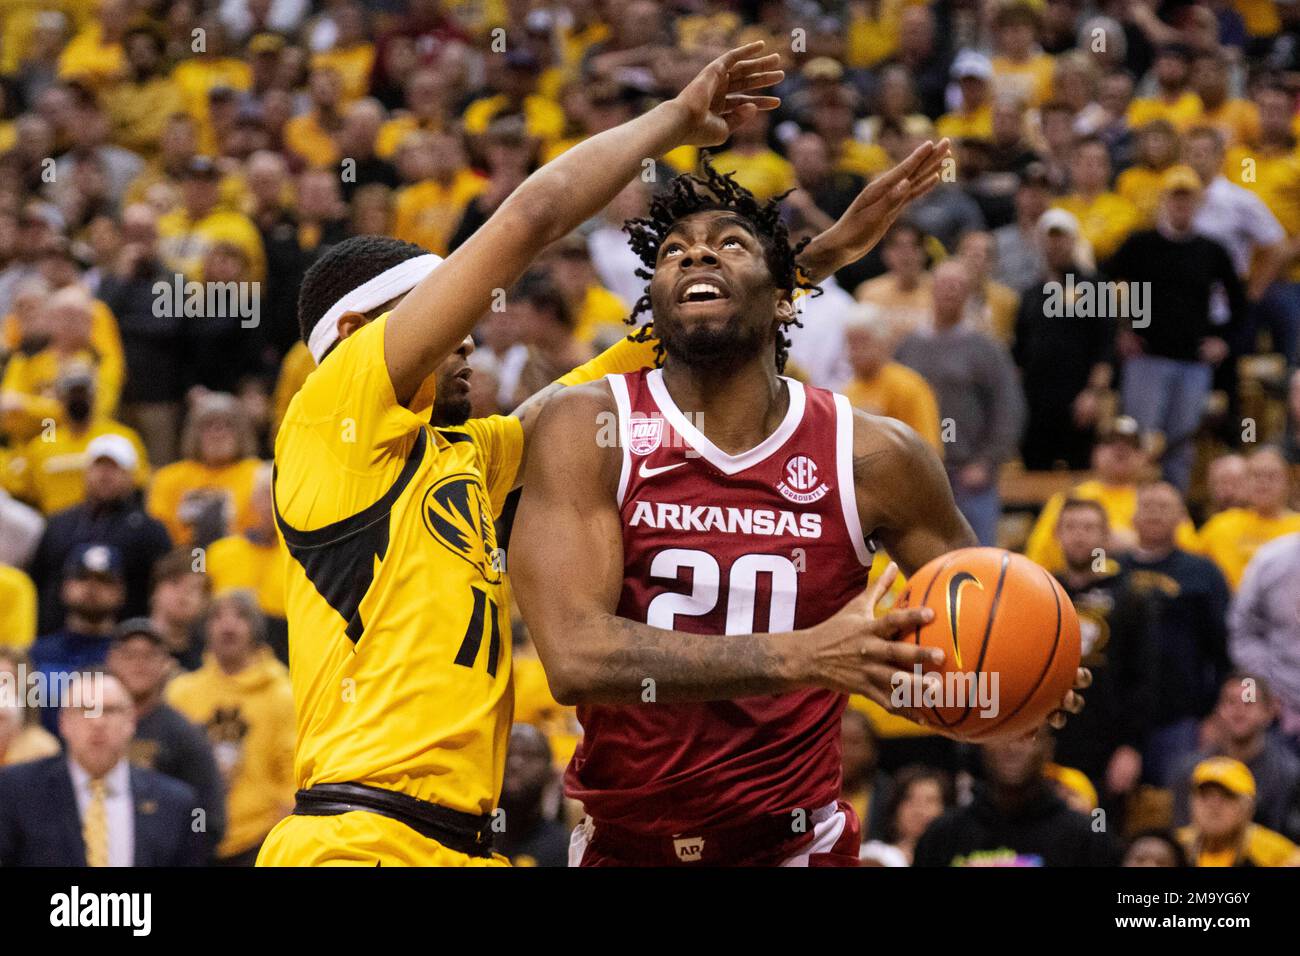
[509, 384, 943, 707]
[382, 42, 783, 404]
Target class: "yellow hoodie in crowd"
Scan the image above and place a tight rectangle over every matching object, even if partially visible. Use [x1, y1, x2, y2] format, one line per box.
[166, 647, 296, 859]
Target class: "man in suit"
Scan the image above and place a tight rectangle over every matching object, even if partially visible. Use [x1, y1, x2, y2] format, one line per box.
[0, 671, 206, 866]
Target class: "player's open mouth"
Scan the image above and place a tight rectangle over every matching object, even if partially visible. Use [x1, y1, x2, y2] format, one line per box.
[676, 276, 731, 303]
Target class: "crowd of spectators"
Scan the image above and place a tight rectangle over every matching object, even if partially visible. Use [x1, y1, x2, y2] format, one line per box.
[3, 0, 1300, 867]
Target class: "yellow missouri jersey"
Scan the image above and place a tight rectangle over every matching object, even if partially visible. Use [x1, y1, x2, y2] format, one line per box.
[272, 311, 523, 816]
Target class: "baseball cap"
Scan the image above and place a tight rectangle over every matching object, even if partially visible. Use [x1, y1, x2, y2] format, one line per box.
[1037, 208, 1080, 236]
[62, 543, 124, 581]
[1097, 415, 1143, 448]
[112, 617, 167, 648]
[1161, 164, 1203, 195]
[1192, 757, 1256, 798]
[85, 433, 139, 471]
[951, 50, 994, 81]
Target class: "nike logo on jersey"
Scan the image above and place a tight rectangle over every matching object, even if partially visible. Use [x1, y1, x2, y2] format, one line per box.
[639, 461, 688, 479]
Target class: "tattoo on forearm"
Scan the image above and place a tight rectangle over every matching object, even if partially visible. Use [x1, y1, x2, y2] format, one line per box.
[590, 616, 788, 702]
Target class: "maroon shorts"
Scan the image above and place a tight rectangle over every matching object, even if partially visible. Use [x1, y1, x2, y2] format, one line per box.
[570, 800, 861, 867]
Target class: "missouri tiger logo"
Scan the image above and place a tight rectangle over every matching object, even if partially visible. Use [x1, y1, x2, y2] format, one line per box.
[421, 473, 502, 584]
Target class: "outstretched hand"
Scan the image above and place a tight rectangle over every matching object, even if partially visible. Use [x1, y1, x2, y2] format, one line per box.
[804, 139, 953, 280]
[671, 41, 784, 148]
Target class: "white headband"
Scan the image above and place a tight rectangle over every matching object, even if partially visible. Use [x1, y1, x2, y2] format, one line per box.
[308, 254, 444, 363]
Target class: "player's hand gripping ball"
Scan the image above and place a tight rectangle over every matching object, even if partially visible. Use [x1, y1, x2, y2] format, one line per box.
[895, 547, 1081, 741]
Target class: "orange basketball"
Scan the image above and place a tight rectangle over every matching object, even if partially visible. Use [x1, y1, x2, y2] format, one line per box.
[894, 547, 1081, 742]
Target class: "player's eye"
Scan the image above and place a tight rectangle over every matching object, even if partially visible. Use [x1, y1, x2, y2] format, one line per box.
[662, 243, 684, 258]
[720, 236, 743, 249]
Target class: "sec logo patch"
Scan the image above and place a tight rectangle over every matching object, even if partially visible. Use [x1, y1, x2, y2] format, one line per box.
[421, 473, 502, 584]
[777, 454, 829, 504]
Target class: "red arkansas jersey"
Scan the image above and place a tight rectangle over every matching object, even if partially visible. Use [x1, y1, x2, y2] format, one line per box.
[564, 367, 874, 835]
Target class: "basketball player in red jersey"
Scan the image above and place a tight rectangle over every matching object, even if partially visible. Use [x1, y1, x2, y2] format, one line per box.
[510, 165, 1088, 866]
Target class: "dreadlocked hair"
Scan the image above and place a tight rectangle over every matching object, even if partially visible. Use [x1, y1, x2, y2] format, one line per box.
[621, 159, 820, 373]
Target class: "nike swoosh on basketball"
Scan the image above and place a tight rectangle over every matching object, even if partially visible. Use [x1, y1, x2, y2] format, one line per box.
[639, 461, 688, 479]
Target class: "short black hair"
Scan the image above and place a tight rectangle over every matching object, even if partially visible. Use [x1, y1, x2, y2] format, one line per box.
[514, 270, 572, 328]
[623, 160, 817, 372]
[297, 235, 429, 344]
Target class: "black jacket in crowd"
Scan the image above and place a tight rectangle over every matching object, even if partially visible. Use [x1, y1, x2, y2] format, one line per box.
[1119, 548, 1232, 727]
[914, 782, 1120, 867]
[1104, 229, 1245, 363]
[27, 493, 173, 632]
[132, 702, 228, 858]
[1053, 567, 1159, 787]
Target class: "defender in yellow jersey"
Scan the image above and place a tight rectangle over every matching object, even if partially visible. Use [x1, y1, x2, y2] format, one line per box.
[255, 43, 957, 866]
[260, 311, 524, 864]
[255, 44, 794, 866]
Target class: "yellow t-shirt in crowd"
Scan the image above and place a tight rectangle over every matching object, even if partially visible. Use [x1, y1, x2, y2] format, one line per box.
[0, 343, 125, 442]
[512, 653, 579, 769]
[375, 115, 446, 159]
[206, 533, 287, 619]
[99, 75, 190, 157]
[854, 274, 933, 339]
[1116, 164, 1173, 227]
[311, 43, 375, 104]
[572, 284, 631, 346]
[156, 207, 266, 282]
[844, 0, 905, 68]
[461, 93, 565, 143]
[1025, 480, 1199, 573]
[1044, 762, 1099, 812]
[700, 148, 796, 202]
[283, 111, 342, 169]
[1193, 507, 1300, 589]
[836, 140, 890, 179]
[843, 363, 942, 451]
[1223, 143, 1300, 280]
[936, 103, 993, 141]
[147, 457, 263, 547]
[171, 56, 252, 117]
[56, 22, 125, 85]
[992, 53, 1056, 107]
[560, 21, 610, 70]
[970, 281, 1020, 343]
[1053, 192, 1142, 261]
[1235, 0, 1281, 38]
[392, 170, 488, 257]
[272, 311, 523, 814]
[0, 564, 37, 649]
[1127, 91, 1204, 131]
[166, 648, 296, 858]
[1, 302, 124, 372]
[1203, 98, 1261, 148]
[1178, 823, 1298, 867]
[5, 419, 148, 515]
